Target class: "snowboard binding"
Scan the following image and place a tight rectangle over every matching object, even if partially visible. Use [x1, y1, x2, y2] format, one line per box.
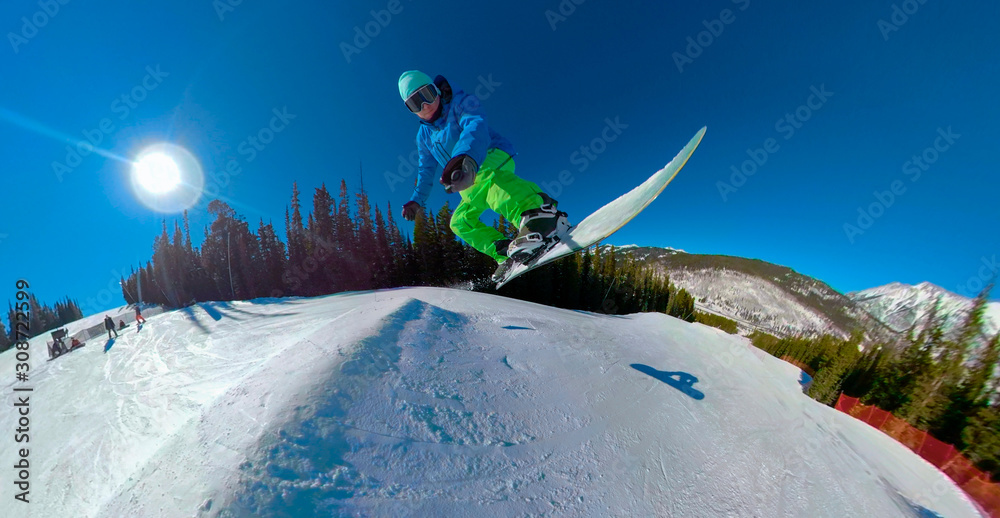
[490, 232, 567, 284]
[491, 203, 571, 284]
[509, 218, 569, 259]
[508, 195, 569, 258]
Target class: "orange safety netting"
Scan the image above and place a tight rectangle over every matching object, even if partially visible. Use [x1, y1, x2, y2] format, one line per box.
[834, 394, 999, 518]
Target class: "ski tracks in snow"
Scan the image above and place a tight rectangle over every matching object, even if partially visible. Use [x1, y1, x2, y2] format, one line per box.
[221, 297, 624, 517]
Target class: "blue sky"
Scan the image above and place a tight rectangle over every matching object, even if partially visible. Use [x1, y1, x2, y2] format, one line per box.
[2, 0, 998, 323]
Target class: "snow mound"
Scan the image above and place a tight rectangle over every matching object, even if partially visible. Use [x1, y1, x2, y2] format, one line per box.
[0, 288, 982, 517]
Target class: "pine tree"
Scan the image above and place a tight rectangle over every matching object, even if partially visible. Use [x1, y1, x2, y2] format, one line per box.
[920, 286, 996, 442]
[122, 266, 140, 304]
[355, 187, 376, 289]
[5, 305, 17, 343]
[841, 343, 888, 399]
[305, 212, 316, 257]
[372, 206, 393, 288]
[310, 184, 338, 293]
[962, 405, 1000, 476]
[141, 262, 166, 305]
[560, 253, 582, 309]
[335, 180, 359, 290]
[286, 184, 308, 295]
[187, 239, 214, 303]
[151, 221, 180, 306]
[200, 201, 258, 301]
[121, 274, 135, 305]
[171, 221, 192, 304]
[179, 213, 207, 305]
[866, 320, 932, 411]
[667, 288, 695, 322]
[412, 207, 441, 285]
[232, 217, 261, 299]
[808, 333, 863, 405]
[580, 249, 595, 310]
[0, 318, 10, 352]
[925, 286, 995, 437]
[900, 298, 957, 425]
[202, 201, 233, 300]
[601, 244, 618, 279]
[955, 284, 993, 353]
[385, 202, 407, 287]
[183, 210, 193, 253]
[257, 219, 288, 298]
[400, 234, 420, 287]
[435, 203, 464, 283]
[67, 298, 82, 321]
[964, 332, 1000, 404]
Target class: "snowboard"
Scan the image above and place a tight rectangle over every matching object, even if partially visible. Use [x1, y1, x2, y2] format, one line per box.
[495, 126, 706, 289]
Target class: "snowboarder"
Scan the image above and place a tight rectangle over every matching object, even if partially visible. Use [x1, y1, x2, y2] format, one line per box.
[135, 306, 146, 324]
[397, 70, 570, 280]
[104, 316, 118, 339]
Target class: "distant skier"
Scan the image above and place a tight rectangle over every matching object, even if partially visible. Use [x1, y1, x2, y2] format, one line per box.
[135, 306, 146, 325]
[397, 70, 570, 279]
[104, 316, 118, 339]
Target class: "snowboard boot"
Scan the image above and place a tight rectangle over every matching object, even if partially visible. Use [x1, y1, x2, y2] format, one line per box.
[506, 194, 570, 264]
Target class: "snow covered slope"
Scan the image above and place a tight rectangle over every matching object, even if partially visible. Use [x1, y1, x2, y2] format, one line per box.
[0, 288, 983, 517]
[670, 267, 837, 336]
[616, 246, 894, 340]
[850, 281, 1000, 339]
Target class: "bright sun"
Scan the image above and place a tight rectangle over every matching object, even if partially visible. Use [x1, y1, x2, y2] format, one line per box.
[129, 142, 204, 213]
[134, 152, 181, 193]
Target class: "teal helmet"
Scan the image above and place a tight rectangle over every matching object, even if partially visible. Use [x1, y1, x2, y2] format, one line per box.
[398, 70, 433, 101]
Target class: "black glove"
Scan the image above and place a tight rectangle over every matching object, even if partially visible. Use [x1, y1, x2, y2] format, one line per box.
[402, 201, 420, 221]
[440, 154, 478, 193]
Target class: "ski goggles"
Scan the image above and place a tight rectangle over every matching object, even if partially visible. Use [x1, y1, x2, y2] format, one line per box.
[404, 84, 438, 113]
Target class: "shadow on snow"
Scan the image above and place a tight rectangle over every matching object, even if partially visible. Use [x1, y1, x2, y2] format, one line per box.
[630, 363, 705, 400]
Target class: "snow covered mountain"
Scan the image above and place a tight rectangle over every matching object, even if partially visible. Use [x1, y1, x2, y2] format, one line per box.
[613, 246, 895, 341]
[0, 288, 982, 517]
[849, 281, 1000, 339]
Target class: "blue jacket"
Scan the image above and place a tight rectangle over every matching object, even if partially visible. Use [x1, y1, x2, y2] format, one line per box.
[409, 88, 515, 206]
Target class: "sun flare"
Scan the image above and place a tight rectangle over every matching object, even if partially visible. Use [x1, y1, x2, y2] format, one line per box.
[128, 142, 204, 213]
[134, 152, 182, 193]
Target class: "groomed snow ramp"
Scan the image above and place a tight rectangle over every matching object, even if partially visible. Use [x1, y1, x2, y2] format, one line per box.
[0, 288, 984, 517]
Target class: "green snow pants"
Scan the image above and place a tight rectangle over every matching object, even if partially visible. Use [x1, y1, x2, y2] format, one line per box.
[451, 148, 544, 264]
